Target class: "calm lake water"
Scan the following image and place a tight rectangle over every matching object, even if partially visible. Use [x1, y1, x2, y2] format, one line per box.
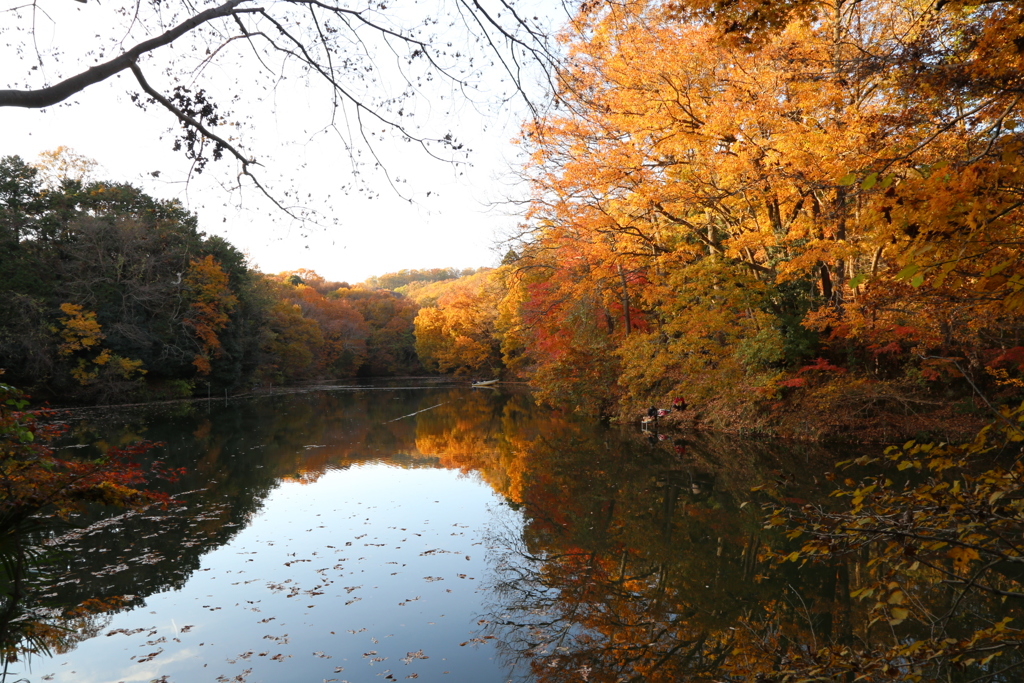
[5, 381, 972, 682]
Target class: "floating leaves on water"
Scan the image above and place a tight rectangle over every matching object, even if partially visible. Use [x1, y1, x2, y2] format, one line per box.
[106, 627, 148, 637]
[400, 649, 429, 664]
[26, 428, 512, 681]
[459, 636, 496, 646]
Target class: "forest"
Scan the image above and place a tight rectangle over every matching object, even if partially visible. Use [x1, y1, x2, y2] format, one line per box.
[7, 0, 1024, 441]
[418, 0, 1024, 441]
[6, 56, 1024, 442]
[0, 151, 490, 405]
[3, 0, 1024, 433]
[2, 2, 1024, 432]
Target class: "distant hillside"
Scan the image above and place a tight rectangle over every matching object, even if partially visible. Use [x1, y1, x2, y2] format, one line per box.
[360, 267, 486, 292]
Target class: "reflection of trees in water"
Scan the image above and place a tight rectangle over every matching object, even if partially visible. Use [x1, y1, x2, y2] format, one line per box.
[0, 533, 114, 680]
[479, 428, 801, 682]
[475, 426, 1024, 682]
[11, 388, 1021, 682]
[413, 394, 861, 680]
[1, 388, 501, 669]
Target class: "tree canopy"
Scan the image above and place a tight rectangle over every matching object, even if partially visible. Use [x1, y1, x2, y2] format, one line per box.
[481, 0, 1024, 433]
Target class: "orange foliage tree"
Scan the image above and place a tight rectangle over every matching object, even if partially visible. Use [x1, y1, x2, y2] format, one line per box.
[414, 269, 503, 377]
[276, 278, 368, 377]
[56, 303, 146, 394]
[258, 291, 326, 383]
[183, 255, 238, 375]
[500, 0, 1024, 431]
[338, 286, 422, 376]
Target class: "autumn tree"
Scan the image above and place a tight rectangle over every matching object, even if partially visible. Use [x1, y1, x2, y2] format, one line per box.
[504, 0, 1024, 431]
[338, 287, 423, 376]
[414, 268, 503, 376]
[364, 268, 468, 292]
[0, 153, 265, 402]
[55, 303, 146, 400]
[273, 274, 369, 376]
[184, 255, 239, 375]
[256, 281, 328, 383]
[497, 243, 632, 414]
[33, 146, 97, 190]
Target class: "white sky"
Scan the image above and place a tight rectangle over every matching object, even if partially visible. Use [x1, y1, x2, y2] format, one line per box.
[1, 0, 552, 283]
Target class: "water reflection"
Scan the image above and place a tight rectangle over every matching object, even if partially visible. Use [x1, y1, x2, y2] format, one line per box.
[2, 385, 1019, 681]
[477, 425, 818, 682]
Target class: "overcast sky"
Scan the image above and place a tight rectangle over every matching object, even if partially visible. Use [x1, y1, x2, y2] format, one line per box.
[1, 0, 554, 283]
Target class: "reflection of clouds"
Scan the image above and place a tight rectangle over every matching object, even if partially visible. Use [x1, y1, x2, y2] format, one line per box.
[57, 647, 200, 683]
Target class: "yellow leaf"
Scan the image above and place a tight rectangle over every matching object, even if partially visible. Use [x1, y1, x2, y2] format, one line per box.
[947, 546, 981, 569]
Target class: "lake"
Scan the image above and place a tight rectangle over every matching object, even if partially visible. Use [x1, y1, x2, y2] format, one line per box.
[5, 382, 1019, 682]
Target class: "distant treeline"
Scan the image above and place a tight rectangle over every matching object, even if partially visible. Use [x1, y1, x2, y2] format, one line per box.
[0, 153, 485, 404]
[363, 267, 484, 292]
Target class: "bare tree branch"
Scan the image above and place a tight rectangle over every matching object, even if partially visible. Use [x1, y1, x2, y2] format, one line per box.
[1, 0, 559, 218]
[129, 61, 304, 220]
[0, 0, 253, 108]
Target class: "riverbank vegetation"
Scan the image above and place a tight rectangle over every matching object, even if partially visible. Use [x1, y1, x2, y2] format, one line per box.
[415, 0, 1024, 440]
[6, 0, 1024, 443]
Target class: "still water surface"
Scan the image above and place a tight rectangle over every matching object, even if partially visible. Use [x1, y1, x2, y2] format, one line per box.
[13, 382, 853, 682]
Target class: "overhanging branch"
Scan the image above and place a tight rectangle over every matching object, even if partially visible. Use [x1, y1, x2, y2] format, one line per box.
[0, 0, 254, 109]
[129, 61, 303, 220]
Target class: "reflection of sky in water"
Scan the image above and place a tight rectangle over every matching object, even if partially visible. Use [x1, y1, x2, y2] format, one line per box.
[32, 463, 522, 683]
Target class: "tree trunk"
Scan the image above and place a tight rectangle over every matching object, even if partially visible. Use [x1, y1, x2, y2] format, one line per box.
[617, 263, 632, 335]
